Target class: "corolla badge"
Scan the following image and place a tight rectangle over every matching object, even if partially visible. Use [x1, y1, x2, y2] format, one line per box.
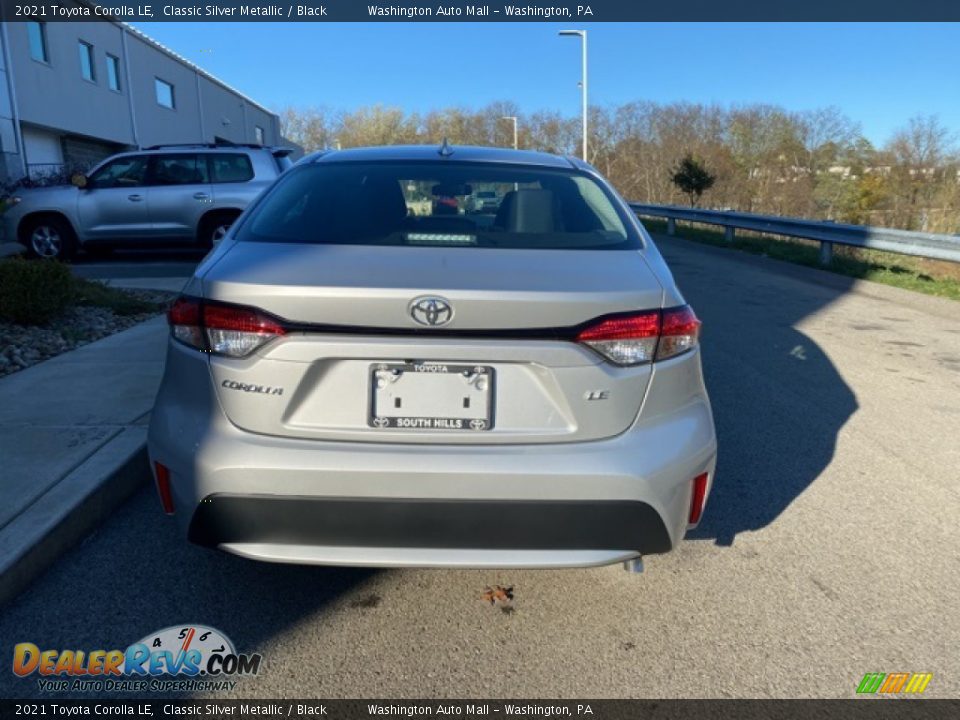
[409, 296, 454, 327]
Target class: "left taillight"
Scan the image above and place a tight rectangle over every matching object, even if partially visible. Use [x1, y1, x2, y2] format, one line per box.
[168, 297, 203, 349]
[576, 304, 701, 366]
[167, 296, 287, 358]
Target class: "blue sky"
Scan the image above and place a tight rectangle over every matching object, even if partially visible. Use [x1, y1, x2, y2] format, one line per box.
[134, 22, 959, 146]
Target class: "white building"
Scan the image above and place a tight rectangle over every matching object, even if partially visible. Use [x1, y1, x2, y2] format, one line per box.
[0, 8, 294, 181]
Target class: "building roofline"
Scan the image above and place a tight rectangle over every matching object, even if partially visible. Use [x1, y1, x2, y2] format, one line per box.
[107, 19, 277, 119]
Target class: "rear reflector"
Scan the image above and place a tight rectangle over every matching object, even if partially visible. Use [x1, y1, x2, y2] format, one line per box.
[154, 461, 174, 515]
[167, 297, 286, 358]
[576, 305, 701, 366]
[688, 472, 709, 525]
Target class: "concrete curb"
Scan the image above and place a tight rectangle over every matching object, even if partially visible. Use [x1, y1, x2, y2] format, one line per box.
[0, 426, 150, 607]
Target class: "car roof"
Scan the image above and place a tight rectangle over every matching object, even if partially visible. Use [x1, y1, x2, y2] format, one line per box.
[304, 144, 579, 169]
[104, 146, 279, 161]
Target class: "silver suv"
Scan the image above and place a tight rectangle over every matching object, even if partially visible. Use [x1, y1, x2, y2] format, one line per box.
[3, 144, 292, 260]
[147, 144, 717, 571]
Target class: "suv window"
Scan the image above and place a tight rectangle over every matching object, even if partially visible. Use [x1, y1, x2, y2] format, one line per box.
[237, 162, 638, 250]
[150, 154, 209, 186]
[87, 156, 148, 189]
[210, 154, 254, 184]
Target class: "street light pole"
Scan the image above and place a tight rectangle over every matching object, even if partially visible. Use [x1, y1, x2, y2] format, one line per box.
[559, 29, 588, 162]
[501, 116, 518, 149]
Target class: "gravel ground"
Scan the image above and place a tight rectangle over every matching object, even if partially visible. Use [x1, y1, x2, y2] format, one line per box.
[0, 289, 174, 377]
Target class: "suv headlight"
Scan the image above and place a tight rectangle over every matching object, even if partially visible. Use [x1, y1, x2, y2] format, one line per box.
[5, 196, 22, 206]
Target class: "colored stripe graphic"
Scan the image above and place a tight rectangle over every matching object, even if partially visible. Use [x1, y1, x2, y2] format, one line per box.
[904, 673, 933, 694]
[857, 673, 886, 694]
[857, 672, 932, 694]
[879, 672, 910, 693]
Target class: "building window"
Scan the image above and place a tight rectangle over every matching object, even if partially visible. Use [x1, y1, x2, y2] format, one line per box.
[155, 78, 175, 109]
[27, 22, 48, 63]
[106, 54, 121, 92]
[255, 126, 265, 145]
[78, 42, 95, 81]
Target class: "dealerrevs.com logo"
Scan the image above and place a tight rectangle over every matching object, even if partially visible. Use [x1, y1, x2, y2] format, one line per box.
[12, 624, 262, 693]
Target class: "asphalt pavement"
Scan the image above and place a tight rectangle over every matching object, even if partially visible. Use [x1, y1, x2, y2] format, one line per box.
[2, 235, 958, 699]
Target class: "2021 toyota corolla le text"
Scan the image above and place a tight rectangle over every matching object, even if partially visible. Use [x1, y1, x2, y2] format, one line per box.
[147, 144, 717, 569]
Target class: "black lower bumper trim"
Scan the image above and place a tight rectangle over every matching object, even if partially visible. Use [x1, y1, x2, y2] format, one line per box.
[188, 496, 673, 554]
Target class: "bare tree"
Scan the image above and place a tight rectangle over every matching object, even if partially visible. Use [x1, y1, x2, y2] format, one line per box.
[279, 106, 336, 152]
[273, 102, 959, 233]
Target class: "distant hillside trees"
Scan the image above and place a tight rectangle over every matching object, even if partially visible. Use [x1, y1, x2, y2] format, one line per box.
[280, 102, 959, 233]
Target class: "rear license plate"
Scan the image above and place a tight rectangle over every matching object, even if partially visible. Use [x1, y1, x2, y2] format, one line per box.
[369, 363, 494, 431]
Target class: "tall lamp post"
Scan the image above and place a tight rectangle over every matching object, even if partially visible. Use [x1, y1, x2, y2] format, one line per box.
[501, 116, 518, 149]
[558, 29, 588, 161]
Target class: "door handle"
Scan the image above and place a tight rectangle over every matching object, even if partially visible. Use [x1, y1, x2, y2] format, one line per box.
[193, 192, 210, 200]
[128, 194, 143, 202]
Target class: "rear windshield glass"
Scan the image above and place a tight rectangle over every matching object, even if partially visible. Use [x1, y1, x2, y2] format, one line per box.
[236, 162, 639, 250]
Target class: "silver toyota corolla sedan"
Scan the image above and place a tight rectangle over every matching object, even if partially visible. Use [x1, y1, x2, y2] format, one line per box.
[147, 144, 717, 571]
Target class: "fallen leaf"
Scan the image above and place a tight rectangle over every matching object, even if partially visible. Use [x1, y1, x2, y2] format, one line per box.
[481, 585, 514, 606]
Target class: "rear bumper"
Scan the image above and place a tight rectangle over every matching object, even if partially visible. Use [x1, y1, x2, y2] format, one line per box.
[148, 340, 717, 568]
[189, 496, 672, 553]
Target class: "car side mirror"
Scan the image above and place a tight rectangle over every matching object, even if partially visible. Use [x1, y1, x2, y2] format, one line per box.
[71, 173, 88, 189]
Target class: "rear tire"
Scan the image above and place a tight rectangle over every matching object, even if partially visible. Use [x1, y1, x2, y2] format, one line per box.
[197, 212, 239, 250]
[23, 216, 76, 261]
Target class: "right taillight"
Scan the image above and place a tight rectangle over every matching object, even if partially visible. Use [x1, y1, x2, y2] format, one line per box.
[657, 305, 701, 361]
[167, 296, 287, 358]
[576, 305, 701, 366]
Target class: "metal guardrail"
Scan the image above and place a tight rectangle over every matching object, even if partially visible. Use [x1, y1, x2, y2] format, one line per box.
[630, 203, 960, 265]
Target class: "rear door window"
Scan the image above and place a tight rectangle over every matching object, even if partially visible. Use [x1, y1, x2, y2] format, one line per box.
[210, 154, 254, 184]
[150, 154, 209, 185]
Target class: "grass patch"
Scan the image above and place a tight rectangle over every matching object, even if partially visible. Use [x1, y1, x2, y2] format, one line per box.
[71, 277, 163, 316]
[0, 257, 168, 325]
[641, 219, 960, 302]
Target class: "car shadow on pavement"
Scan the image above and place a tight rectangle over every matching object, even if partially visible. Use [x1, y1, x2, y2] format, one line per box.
[0, 488, 379, 699]
[655, 235, 860, 547]
[0, 233, 862, 699]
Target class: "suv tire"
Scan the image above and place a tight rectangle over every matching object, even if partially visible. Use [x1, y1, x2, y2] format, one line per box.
[23, 216, 77, 261]
[198, 212, 240, 250]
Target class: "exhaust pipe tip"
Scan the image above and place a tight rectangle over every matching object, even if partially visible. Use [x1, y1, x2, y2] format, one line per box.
[622, 557, 644, 574]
